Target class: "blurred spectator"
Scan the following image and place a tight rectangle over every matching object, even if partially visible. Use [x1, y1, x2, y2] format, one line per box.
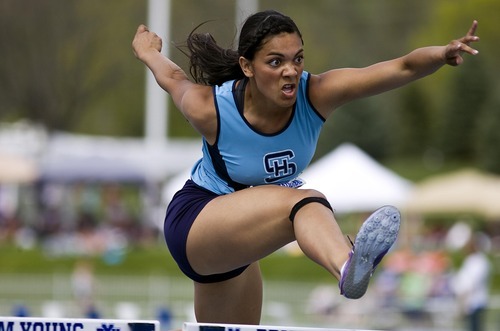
[103, 185, 131, 229]
[156, 306, 173, 331]
[374, 267, 400, 308]
[72, 259, 96, 316]
[398, 265, 432, 321]
[85, 304, 101, 319]
[12, 303, 29, 317]
[307, 285, 338, 316]
[451, 232, 492, 331]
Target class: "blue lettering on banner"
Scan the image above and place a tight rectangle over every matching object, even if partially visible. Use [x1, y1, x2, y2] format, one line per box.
[97, 324, 120, 331]
[19, 322, 84, 331]
[0, 322, 14, 331]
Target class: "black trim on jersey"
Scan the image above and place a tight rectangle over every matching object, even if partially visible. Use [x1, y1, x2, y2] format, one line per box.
[234, 77, 247, 114]
[211, 84, 222, 146]
[304, 72, 327, 122]
[205, 142, 249, 191]
[234, 77, 295, 137]
[208, 83, 249, 192]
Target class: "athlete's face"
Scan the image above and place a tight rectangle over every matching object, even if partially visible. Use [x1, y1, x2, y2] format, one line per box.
[241, 32, 304, 109]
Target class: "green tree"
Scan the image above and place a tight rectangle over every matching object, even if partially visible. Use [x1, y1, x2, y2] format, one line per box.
[317, 97, 395, 160]
[476, 86, 500, 174]
[436, 60, 490, 160]
[0, 0, 145, 134]
[394, 85, 430, 157]
[413, 0, 500, 166]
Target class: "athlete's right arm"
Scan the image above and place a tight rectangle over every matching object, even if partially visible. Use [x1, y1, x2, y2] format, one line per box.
[132, 25, 216, 142]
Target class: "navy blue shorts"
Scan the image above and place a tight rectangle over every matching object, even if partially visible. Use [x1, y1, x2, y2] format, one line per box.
[164, 179, 249, 283]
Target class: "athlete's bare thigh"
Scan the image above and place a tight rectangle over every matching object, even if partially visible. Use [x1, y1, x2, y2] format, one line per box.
[186, 185, 324, 275]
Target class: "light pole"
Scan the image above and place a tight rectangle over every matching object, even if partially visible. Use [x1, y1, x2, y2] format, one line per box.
[145, 0, 171, 146]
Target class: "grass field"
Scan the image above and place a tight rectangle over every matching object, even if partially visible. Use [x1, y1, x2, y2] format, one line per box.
[0, 241, 332, 282]
[1, 238, 498, 287]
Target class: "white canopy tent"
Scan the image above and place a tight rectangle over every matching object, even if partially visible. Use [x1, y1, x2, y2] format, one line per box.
[301, 143, 413, 214]
[39, 132, 201, 183]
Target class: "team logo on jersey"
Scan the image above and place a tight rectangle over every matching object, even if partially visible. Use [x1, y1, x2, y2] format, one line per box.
[263, 150, 297, 183]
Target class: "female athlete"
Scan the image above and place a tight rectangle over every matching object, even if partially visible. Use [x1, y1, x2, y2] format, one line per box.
[132, 10, 479, 324]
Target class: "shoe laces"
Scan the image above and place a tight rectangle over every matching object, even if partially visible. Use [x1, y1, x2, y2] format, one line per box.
[346, 235, 354, 249]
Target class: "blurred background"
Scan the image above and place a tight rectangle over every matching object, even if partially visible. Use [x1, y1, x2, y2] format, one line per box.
[0, 0, 499, 330]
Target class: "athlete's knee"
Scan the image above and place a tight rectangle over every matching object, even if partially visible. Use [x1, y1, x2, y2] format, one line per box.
[289, 190, 333, 223]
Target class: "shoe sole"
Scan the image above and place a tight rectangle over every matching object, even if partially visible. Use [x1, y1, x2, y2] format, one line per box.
[341, 205, 401, 299]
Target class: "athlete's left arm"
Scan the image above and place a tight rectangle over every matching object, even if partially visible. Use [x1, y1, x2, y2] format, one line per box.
[309, 20, 479, 119]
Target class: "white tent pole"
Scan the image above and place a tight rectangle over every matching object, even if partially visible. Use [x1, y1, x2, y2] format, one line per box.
[145, 0, 171, 146]
[235, 0, 259, 42]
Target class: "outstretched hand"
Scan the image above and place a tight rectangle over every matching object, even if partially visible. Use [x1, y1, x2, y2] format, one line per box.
[444, 20, 480, 66]
[132, 24, 163, 60]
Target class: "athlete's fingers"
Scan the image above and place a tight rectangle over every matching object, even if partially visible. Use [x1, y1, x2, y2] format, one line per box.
[136, 24, 149, 34]
[466, 20, 478, 38]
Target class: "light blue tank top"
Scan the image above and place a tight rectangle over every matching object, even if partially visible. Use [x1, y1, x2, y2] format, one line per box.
[191, 71, 325, 194]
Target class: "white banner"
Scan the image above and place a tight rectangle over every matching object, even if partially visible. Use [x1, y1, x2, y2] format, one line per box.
[0, 317, 159, 331]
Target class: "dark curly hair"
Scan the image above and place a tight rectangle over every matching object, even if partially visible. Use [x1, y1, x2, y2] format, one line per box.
[181, 10, 303, 86]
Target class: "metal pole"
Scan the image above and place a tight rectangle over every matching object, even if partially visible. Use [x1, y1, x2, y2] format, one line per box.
[145, 0, 171, 145]
[235, 0, 259, 42]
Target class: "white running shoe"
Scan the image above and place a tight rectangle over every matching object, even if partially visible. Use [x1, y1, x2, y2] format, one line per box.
[339, 205, 401, 299]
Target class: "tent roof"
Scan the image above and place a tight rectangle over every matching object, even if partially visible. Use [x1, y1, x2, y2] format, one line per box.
[1, 123, 202, 184]
[301, 143, 413, 213]
[39, 155, 146, 184]
[405, 168, 500, 219]
[39, 133, 201, 183]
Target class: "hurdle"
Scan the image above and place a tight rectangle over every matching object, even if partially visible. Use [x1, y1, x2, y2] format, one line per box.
[183, 322, 380, 331]
[0, 317, 160, 331]
[0, 317, 380, 331]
